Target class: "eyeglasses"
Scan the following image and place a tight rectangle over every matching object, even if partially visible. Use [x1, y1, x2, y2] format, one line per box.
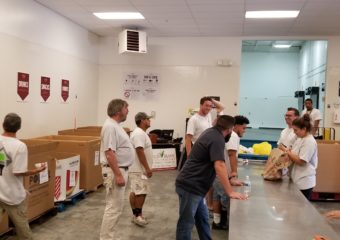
[284, 114, 294, 117]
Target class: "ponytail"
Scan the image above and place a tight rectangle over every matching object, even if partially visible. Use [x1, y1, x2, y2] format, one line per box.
[292, 114, 312, 132]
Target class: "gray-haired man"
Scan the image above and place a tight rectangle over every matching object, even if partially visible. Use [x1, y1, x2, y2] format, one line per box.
[100, 99, 135, 240]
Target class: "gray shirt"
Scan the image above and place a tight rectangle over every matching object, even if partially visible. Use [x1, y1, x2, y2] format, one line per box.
[100, 118, 135, 167]
[176, 127, 225, 196]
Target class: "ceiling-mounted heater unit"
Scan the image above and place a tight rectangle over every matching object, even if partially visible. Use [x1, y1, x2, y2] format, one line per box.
[118, 29, 147, 54]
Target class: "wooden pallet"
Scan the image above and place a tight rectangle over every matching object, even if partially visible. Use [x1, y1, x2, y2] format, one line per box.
[310, 191, 340, 201]
[55, 190, 86, 212]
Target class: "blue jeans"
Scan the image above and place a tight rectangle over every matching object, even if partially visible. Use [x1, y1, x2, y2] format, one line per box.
[176, 186, 212, 240]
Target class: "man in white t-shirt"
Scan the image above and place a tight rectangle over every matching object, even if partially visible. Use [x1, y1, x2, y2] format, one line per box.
[129, 112, 153, 227]
[0, 113, 46, 240]
[100, 99, 135, 240]
[211, 115, 249, 230]
[185, 97, 224, 157]
[301, 98, 322, 137]
[278, 107, 300, 150]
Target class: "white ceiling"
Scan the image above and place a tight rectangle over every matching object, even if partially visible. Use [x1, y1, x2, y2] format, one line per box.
[34, 0, 340, 37]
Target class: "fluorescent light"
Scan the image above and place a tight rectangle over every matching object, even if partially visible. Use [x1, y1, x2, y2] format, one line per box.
[273, 44, 291, 48]
[93, 12, 144, 20]
[245, 11, 299, 19]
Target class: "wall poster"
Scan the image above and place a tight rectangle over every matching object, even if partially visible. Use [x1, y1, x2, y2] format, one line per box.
[41, 76, 50, 103]
[61, 79, 69, 103]
[123, 72, 160, 100]
[17, 72, 30, 102]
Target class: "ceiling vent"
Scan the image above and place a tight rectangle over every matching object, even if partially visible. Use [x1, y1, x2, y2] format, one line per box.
[118, 29, 147, 54]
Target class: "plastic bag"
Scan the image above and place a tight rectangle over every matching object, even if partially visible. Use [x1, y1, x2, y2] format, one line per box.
[253, 142, 272, 155]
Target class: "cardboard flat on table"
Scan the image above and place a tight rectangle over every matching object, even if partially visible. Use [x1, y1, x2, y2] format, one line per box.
[54, 152, 81, 202]
[32, 135, 102, 191]
[314, 140, 340, 193]
[0, 212, 9, 235]
[21, 140, 57, 221]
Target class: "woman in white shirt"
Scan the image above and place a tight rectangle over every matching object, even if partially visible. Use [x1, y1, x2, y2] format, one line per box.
[282, 114, 318, 200]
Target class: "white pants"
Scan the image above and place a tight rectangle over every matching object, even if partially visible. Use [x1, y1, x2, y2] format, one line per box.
[100, 167, 129, 240]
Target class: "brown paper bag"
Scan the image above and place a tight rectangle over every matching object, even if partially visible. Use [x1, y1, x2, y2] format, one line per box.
[262, 148, 291, 181]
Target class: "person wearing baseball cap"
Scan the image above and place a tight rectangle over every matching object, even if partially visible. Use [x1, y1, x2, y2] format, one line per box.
[129, 112, 153, 227]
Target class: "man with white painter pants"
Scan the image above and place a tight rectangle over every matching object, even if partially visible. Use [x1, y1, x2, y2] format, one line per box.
[100, 99, 135, 240]
[129, 112, 153, 227]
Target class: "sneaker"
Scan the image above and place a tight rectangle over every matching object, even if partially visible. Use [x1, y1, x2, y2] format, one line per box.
[133, 215, 148, 227]
[212, 222, 228, 230]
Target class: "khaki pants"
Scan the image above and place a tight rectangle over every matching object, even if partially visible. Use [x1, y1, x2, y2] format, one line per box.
[100, 167, 129, 240]
[0, 199, 33, 240]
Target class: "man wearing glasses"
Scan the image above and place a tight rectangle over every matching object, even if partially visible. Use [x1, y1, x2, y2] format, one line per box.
[278, 107, 300, 150]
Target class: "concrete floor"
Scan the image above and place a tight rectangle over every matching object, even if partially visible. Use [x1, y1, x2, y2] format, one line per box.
[1, 170, 340, 240]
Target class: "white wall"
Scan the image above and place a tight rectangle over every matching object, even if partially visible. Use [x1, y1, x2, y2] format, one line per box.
[299, 41, 328, 117]
[98, 37, 242, 138]
[98, 36, 340, 140]
[240, 52, 299, 128]
[324, 37, 340, 139]
[0, 0, 99, 138]
[3, 0, 340, 140]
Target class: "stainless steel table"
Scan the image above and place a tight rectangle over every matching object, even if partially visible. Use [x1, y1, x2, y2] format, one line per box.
[229, 162, 339, 240]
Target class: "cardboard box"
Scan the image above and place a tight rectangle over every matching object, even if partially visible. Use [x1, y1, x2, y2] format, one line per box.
[58, 129, 100, 137]
[0, 212, 9, 235]
[58, 126, 131, 136]
[58, 127, 101, 137]
[32, 135, 102, 191]
[314, 141, 340, 192]
[54, 152, 81, 202]
[21, 140, 57, 221]
[76, 126, 101, 130]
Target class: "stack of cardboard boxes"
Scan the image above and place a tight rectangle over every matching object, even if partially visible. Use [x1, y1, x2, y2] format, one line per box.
[21, 140, 57, 221]
[33, 135, 102, 192]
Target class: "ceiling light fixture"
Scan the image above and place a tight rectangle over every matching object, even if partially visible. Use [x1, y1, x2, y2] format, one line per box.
[93, 12, 144, 20]
[245, 11, 300, 19]
[273, 44, 291, 48]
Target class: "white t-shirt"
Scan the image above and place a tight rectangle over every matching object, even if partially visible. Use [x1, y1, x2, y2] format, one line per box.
[291, 134, 318, 190]
[301, 108, 322, 126]
[0, 136, 28, 205]
[129, 127, 153, 173]
[100, 118, 135, 167]
[186, 113, 212, 143]
[225, 131, 240, 172]
[277, 127, 297, 149]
